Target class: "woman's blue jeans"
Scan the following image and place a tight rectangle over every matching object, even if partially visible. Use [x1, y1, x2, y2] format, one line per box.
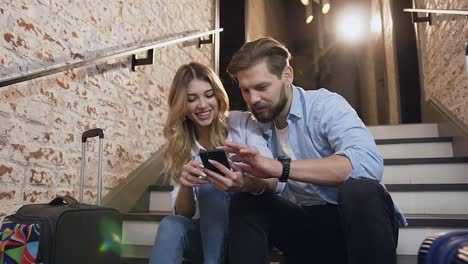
[149, 184, 230, 264]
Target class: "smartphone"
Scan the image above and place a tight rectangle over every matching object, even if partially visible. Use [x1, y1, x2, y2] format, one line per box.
[199, 149, 230, 176]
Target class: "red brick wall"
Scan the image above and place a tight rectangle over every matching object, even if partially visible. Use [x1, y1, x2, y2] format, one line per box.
[0, 0, 214, 220]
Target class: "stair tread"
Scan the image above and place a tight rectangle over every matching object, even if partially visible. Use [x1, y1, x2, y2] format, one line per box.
[123, 211, 171, 221]
[405, 214, 468, 220]
[404, 214, 468, 228]
[148, 185, 173, 192]
[386, 183, 468, 191]
[376, 137, 452, 145]
[120, 245, 417, 264]
[385, 157, 468, 165]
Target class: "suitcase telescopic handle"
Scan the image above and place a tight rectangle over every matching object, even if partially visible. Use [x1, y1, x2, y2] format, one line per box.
[82, 128, 104, 142]
[80, 128, 104, 206]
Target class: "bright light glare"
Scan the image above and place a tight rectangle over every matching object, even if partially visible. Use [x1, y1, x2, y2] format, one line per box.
[371, 14, 382, 33]
[301, 0, 309, 5]
[322, 3, 330, 14]
[336, 13, 367, 42]
[306, 15, 314, 24]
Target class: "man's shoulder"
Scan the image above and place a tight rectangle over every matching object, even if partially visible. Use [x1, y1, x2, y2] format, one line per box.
[298, 87, 338, 99]
[228, 110, 253, 123]
[227, 111, 258, 129]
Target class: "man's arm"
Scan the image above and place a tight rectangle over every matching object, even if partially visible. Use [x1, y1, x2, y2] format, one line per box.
[224, 92, 381, 187]
[224, 143, 351, 186]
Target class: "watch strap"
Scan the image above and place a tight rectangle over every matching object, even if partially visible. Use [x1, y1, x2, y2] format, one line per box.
[277, 156, 291, 182]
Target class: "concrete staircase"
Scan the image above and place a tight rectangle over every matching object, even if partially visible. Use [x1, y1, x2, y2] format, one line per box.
[121, 123, 468, 264]
[371, 123, 468, 263]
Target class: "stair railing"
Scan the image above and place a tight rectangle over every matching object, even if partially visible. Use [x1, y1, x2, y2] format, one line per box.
[0, 28, 223, 88]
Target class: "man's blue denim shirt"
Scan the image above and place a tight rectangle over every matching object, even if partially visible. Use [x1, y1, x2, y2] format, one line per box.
[261, 86, 407, 226]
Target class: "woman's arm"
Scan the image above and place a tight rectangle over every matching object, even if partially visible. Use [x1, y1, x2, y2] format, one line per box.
[174, 185, 196, 218]
[174, 160, 209, 217]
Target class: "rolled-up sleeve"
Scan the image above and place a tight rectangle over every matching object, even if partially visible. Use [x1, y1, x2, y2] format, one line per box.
[315, 94, 383, 181]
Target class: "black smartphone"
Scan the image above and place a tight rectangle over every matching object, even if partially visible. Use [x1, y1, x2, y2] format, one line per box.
[199, 149, 230, 176]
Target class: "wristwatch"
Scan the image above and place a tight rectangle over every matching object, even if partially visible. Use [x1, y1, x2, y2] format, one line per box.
[277, 156, 291, 182]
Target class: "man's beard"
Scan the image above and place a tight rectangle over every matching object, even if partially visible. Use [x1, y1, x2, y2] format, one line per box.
[249, 82, 288, 123]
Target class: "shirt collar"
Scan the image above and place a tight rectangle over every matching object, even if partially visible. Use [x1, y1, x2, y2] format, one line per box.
[261, 85, 302, 140]
[288, 85, 302, 121]
[191, 134, 205, 156]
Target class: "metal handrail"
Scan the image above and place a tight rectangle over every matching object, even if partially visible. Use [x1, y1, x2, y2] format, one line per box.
[403, 8, 468, 16]
[0, 28, 223, 88]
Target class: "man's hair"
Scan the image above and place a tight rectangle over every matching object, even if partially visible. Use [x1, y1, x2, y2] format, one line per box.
[227, 37, 292, 79]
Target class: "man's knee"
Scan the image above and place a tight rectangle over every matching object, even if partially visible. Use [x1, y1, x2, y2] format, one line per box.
[339, 178, 384, 203]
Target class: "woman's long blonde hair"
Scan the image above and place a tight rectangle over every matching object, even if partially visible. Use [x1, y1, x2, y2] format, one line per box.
[163, 62, 229, 182]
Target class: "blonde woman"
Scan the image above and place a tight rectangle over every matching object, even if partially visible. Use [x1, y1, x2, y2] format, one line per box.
[149, 62, 276, 264]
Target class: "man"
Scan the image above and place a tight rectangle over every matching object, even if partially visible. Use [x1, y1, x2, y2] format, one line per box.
[204, 37, 406, 264]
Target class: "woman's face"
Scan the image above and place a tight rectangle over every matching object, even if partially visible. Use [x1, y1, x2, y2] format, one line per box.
[185, 79, 219, 130]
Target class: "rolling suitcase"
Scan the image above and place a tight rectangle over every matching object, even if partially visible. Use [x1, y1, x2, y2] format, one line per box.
[0, 128, 122, 264]
[418, 231, 468, 264]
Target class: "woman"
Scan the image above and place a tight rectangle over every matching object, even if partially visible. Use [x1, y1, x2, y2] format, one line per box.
[149, 62, 275, 264]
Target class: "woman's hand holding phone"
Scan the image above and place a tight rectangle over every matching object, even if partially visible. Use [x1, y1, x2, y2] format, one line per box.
[179, 160, 208, 187]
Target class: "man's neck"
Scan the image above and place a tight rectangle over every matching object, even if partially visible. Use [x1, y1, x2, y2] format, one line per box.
[274, 84, 293, 130]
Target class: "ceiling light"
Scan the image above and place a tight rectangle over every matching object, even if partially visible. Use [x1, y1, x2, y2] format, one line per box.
[322, 0, 330, 14]
[336, 11, 367, 42]
[305, 3, 314, 24]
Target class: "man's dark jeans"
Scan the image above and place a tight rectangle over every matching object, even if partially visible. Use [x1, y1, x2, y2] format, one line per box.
[227, 178, 399, 264]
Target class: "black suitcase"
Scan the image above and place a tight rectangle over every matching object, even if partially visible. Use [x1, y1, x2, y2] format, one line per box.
[418, 231, 468, 264]
[0, 128, 122, 264]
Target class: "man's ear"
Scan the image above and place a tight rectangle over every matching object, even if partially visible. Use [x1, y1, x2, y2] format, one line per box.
[283, 65, 294, 84]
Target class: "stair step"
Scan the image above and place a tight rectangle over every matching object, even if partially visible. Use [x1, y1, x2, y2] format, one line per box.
[387, 184, 468, 192]
[405, 214, 468, 228]
[121, 244, 417, 264]
[376, 137, 453, 159]
[383, 162, 468, 184]
[385, 157, 468, 165]
[148, 185, 174, 192]
[397, 214, 468, 255]
[123, 212, 169, 221]
[121, 257, 149, 264]
[375, 137, 452, 145]
[122, 212, 170, 246]
[378, 142, 452, 159]
[149, 185, 173, 212]
[368, 123, 439, 140]
[122, 244, 152, 259]
[388, 184, 468, 214]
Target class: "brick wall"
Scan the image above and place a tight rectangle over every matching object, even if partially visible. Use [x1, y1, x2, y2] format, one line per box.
[0, 0, 214, 220]
[416, 0, 468, 127]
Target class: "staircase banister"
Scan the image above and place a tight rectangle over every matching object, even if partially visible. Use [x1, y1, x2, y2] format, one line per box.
[403, 8, 468, 15]
[0, 28, 223, 88]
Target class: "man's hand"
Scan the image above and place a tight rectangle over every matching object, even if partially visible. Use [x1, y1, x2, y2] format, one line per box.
[204, 159, 248, 192]
[222, 142, 282, 179]
[179, 160, 208, 187]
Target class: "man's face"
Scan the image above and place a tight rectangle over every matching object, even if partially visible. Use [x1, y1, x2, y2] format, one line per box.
[237, 61, 288, 123]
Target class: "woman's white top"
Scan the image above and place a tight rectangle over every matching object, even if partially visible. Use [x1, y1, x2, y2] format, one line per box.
[169, 111, 273, 218]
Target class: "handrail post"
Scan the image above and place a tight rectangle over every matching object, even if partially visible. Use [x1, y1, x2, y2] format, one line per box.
[131, 49, 154, 71]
